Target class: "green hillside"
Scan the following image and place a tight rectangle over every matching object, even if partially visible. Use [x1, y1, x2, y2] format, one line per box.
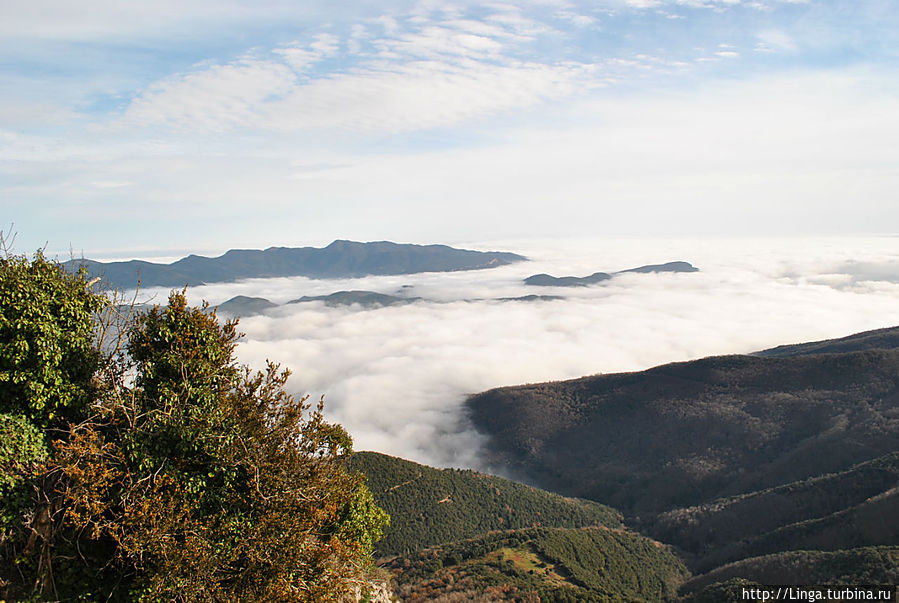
[386, 527, 689, 602]
[345, 451, 622, 557]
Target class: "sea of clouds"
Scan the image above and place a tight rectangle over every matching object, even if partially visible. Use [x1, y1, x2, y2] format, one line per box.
[133, 236, 899, 470]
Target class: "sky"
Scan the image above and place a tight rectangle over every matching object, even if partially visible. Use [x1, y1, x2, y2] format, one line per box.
[2, 0, 898, 258]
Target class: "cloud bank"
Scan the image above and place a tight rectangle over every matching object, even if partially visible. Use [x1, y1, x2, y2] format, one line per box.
[136, 237, 899, 470]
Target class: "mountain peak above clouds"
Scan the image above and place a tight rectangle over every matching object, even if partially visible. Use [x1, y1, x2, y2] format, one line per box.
[65, 240, 527, 289]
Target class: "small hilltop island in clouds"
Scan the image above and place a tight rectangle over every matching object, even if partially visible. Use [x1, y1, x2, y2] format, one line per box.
[525, 261, 699, 287]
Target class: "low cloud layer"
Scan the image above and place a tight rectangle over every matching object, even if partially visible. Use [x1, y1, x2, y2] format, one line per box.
[139, 237, 899, 469]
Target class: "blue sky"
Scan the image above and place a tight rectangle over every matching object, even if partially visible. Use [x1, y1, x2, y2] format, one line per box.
[2, 0, 898, 258]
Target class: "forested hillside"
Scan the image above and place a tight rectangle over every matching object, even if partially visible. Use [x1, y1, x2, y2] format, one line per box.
[346, 452, 621, 557]
[754, 325, 899, 357]
[347, 446, 898, 601]
[465, 334, 899, 598]
[681, 546, 899, 596]
[646, 452, 899, 571]
[385, 527, 688, 602]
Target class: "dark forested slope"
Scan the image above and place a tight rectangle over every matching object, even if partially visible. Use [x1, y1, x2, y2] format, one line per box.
[681, 546, 899, 596]
[646, 452, 899, 571]
[755, 325, 899, 357]
[468, 350, 899, 516]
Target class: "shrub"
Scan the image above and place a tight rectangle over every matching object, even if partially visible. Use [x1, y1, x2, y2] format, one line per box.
[1, 249, 387, 602]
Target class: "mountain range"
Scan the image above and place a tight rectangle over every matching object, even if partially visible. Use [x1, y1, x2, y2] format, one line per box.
[65, 240, 527, 289]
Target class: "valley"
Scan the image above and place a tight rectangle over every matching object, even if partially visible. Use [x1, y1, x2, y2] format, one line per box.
[346, 326, 899, 600]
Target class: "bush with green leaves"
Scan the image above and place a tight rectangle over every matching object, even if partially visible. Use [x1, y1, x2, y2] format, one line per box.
[0, 412, 46, 531]
[1, 250, 388, 602]
[0, 251, 106, 428]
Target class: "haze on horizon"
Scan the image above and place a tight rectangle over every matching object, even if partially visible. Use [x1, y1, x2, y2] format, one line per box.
[2, 0, 898, 258]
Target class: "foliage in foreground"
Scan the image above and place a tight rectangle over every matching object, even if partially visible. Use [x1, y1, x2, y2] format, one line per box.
[0, 251, 106, 429]
[0, 249, 387, 601]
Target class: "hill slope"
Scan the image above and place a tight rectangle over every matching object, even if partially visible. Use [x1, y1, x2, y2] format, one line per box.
[386, 527, 689, 602]
[645, 452, 899, 571]
[467, 349, 899, 517]
[755, 325, 899, 357]
[214, 295, 278, 316]
[345, 452, 621, 557]
[682, 546, 899, 596]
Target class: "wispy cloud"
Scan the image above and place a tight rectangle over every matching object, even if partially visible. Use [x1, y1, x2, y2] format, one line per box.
[118, 12, 600, 134]
[124, 59, 297, 132]
[755, 29, 799, 52]
[273, 34, 341, 72]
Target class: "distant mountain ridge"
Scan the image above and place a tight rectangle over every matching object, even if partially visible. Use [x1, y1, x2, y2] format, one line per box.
[525, 260, 699, 287]
[66, 240, 527, 289]
[525, 271, 612, 287]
